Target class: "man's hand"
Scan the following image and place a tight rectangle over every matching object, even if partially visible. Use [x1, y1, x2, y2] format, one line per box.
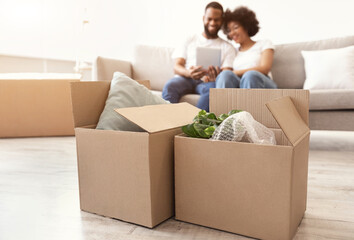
[202, 75, 211, 82]
[206, 66, 221, 82]
[189, 66, 206, 80]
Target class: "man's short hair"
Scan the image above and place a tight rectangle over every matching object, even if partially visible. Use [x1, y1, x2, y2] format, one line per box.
[205, 1, 224, 13]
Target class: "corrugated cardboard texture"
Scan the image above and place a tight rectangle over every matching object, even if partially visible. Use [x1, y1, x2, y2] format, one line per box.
[176, 89, 310, 239]
[70, 81, 110, 128]
[272, 128, 291, 146]
[290, 134, 310, 239]
[148, 128, 181, 225]
[0, 79, 77, 137]
[175, 136, 294, 240]
[72, 81, 192, 228]
[116, 102, 200, 133]
[76, 128, 154, 227]
[210, 89, 309, 129]
[266, 96, 310, 146]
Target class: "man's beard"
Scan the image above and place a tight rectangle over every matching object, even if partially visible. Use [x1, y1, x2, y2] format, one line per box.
[204, 25, 219, 39]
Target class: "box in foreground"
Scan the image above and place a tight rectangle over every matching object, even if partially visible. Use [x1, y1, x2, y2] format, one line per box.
[175, 89, 310, 240]
[70, 81, 199, 228]
[0, 74, 80, 137]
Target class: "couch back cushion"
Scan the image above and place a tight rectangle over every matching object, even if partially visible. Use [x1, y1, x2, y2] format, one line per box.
[132, 45, 175, 91]
[94, 56, 132, 81]
[272, 35, 354, 89]
[131, 36, 354, 90]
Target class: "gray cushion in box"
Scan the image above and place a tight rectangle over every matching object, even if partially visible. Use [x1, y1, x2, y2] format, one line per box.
[96, 72, 168, 131]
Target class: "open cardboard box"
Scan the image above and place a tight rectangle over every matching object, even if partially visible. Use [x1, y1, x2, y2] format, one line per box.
[0, 78, 79, 138]
[70, 81, 200, 228]
[175, 89, 310, 240]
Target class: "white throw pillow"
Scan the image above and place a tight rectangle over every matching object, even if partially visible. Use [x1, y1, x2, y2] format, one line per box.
[302, 46, 354, 89]
[96, 72, 169, 131]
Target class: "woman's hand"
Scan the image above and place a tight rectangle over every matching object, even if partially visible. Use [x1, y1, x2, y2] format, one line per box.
[205, 66, 220, 82]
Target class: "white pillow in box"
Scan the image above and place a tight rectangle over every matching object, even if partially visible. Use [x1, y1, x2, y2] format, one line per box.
[302, 46, 354, 89]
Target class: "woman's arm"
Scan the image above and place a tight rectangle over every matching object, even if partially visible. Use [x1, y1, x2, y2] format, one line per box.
[233, 49, 274, 77]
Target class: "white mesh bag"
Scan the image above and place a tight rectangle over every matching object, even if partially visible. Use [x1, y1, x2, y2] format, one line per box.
[211, 111, 276, 145]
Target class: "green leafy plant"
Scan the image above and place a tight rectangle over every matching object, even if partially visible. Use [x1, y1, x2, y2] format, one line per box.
[182, 109, 242, 138]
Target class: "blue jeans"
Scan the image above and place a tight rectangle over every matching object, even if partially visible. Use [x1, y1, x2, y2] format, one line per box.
[162, 76, 215, 111]
[162, 70, 276, 112]
[215, 70, 278, 89]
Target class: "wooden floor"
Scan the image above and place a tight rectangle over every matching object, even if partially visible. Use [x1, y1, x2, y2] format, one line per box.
[0, 131, 353, 240]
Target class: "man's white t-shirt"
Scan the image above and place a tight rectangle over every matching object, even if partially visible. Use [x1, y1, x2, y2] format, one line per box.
[172, 34, 236, 70]
[233, 39, 274, 71]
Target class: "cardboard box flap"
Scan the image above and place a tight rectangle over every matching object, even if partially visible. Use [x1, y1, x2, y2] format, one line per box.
[266, 96, 310, 146]
[210, 89, 309, 129]
[115, 103, 200, 133]
[70, 81, 110, 128]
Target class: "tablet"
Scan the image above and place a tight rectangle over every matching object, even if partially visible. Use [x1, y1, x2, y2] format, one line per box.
[196, 47, 221, 70]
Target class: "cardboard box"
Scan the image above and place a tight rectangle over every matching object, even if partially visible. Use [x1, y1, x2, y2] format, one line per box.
[175, 89, 310, 240]
[70, 81, 200, 228]
[0, 74, 80, 138]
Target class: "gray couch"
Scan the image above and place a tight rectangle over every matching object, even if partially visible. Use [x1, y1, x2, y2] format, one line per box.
[93, 35, 354, 131]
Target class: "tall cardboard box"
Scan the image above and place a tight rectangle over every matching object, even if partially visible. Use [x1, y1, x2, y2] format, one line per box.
[175, 89, 310, 240]
[0, 74, 80, 137]
[70, 81, 200, 228]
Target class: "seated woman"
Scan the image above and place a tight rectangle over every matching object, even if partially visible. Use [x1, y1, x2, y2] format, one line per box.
[215, 6, 277, 89]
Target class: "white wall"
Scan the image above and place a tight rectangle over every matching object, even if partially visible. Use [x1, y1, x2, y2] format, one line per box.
[0, 0, 353, 62]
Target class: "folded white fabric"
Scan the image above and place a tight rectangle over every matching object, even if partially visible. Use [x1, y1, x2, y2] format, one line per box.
[302, 45, 354, 89]
[96, 72, 168, 131]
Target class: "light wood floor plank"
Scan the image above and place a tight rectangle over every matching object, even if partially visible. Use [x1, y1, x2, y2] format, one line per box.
[0, 131, 354, 240]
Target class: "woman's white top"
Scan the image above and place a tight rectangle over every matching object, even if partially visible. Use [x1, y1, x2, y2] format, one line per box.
[232, 39, 274, 71]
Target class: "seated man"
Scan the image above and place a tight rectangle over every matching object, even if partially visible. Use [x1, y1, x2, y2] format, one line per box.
[162, 1, 235, 111]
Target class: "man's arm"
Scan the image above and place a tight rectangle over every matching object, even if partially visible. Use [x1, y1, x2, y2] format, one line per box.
[174, 58, 206, 80]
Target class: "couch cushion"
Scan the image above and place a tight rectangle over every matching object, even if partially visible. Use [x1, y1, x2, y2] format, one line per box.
[309, 110, 354, 131]
[133, 45, 175, 91]
[94, 56, 132, 81]
[155, 89, 354, 111]
[302, 46, 354, 89]
[180, 94, 200, 106]
[310, 89, 354, 110]
[272, 35, 354, 89]
[151, 90, 200, 106]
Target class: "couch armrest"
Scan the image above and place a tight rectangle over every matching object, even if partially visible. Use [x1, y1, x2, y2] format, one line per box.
[93, 56, 132, 81]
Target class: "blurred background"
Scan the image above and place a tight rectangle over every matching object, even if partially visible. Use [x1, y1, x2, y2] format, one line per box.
[0, 0, 353, 79]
